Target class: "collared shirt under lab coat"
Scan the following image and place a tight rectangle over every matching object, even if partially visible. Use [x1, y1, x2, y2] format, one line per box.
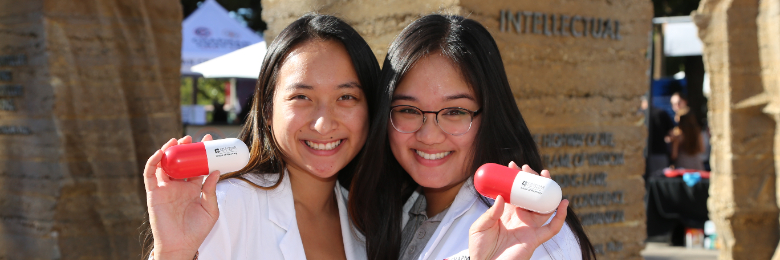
[402, 178, 583, 260]
[197, 171, 367, 260]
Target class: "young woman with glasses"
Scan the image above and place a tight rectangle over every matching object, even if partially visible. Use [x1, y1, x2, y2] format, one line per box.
[349, 14, 597, 260]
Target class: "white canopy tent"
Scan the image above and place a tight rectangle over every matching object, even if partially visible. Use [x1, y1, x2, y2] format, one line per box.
[181, 0, 263, 75]
[653, 16, 704, 57]
[191, 41, 267, 79]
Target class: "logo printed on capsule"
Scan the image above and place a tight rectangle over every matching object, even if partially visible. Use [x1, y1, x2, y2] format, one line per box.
[213, 146, 239, 158]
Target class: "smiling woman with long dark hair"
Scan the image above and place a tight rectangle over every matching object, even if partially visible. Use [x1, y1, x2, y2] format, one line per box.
[348, 14, 596, 260]
[142, 14, 380, 260]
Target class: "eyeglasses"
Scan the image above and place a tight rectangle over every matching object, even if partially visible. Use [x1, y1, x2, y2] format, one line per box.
[389, 105, 481, 136]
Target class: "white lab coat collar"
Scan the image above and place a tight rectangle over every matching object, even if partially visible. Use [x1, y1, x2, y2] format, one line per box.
[244, 170, 307, 259]
[244, 169, 365, 260]
[401, 178, 482, 260]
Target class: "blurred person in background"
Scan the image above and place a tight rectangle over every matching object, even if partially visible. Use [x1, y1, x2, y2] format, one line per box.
[645, 94, 675, 178]
[670, 92, 689, 122]
[669, 112, 705, 170]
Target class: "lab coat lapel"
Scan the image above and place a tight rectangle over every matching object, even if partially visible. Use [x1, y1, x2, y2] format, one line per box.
[419, 178, 478, 260]
[335, 182, 367, 260]
[266, 170, 307, 260]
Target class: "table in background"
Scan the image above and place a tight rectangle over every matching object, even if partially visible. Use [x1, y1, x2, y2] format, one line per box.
[646, 176, 710, 244]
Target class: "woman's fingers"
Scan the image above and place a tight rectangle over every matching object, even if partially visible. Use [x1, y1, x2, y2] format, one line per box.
[537, 200, 569, 241]
[153, 138, 178, 185]
[144, 150, 163, 191]
[540, 169, 551, 179]
[471, 195, 506, 234]
[178, 135, 193, 145]
[508, 161, 520, 170]
[521, 164, 538, 175]
[201, 170, 221, 219]
[160, 138, 177, 152]
[200, 134, 213, 142]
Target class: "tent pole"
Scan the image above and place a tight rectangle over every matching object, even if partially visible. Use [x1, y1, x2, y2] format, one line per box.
[192, 75, 198, 105]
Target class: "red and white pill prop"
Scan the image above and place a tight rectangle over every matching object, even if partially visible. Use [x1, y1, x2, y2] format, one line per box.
[161, 138, 250, 179]
[474, 163, 562, 214]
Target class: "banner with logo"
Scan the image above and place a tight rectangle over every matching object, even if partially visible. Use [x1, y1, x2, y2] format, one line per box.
[181, 0, 263, 75]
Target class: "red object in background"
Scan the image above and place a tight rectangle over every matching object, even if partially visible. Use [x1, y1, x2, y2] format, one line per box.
[161, 142, 210, 179]
[664, 168, 711, 178]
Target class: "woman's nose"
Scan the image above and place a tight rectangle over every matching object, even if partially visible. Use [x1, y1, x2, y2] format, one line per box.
[311, 104, 337, 135]
[415, 115, 446, 144]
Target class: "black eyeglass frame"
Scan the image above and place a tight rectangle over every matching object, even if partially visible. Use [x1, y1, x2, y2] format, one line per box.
[389, 105, 482, 136]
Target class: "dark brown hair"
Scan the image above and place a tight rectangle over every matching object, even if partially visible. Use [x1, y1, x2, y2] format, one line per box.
[678, 113, 703, 155]
[348, 14, 596, 260]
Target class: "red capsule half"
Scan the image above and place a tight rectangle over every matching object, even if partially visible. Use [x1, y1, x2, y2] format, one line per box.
[161, 142, 210, 179]
[474, 163, 517, 203]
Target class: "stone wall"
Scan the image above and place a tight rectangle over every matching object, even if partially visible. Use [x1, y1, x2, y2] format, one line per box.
[263, 0, 462, 62]
[0, 0, 182, 258]
[263, 1, 652, 259]
[694, 0, 780, 258]
[758, 0, 780, 259]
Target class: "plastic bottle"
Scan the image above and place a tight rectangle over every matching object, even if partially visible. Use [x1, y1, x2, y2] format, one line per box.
[161, 138, 250, 179]
[474, 163, 563, 214]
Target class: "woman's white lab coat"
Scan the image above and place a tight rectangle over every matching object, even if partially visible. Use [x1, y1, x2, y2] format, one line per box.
[402, 178, 583, 260]
[197, 171, 366, 260]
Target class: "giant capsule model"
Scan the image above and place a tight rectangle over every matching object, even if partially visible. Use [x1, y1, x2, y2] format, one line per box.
[474, 163, 563, 214]
[161, 138, 250, 179]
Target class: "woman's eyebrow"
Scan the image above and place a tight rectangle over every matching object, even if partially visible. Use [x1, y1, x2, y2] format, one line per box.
[444, 93, 476, 101]
[338, 82, 361, 89]
[286, 83, 313, 91]
[391, 94, 417, 102]
[286, 82, 360, 91]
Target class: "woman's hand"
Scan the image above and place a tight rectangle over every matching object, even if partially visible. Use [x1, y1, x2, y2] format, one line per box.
[468, 162, 569, 260]
[145, 135, 221, 260]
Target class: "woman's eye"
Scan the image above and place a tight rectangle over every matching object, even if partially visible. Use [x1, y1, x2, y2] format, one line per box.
[400, 108, 420, 114]
[291, 95, 309, 100]
[338, 95, 356, 101]
[444, 109, 467, 116]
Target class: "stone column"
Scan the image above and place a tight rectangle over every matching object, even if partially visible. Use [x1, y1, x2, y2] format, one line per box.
[263, 0, 462, 62]
[263, 1, 652, 259]
[0, 0, 182, 259]
[758, 0, 780, 258]
[694, 0, 780, 258]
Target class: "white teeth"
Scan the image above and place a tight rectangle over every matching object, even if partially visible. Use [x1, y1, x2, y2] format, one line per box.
[416, 150, 451, 160]
[306, 140, 342, 151]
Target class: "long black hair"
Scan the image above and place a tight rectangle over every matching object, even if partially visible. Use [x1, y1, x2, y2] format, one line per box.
[348, 14, 596, 260]
[141, 13, 380, 259]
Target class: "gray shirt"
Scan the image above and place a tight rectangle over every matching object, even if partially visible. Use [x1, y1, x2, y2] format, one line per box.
[399, 193, 450, 260]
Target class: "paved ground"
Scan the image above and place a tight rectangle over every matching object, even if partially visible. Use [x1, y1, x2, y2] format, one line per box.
[640, 242, 718, 260]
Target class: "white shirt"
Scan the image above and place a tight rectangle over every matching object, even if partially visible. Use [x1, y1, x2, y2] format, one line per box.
[197, 170, 367, 260]
[402, 178, 583, 260]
